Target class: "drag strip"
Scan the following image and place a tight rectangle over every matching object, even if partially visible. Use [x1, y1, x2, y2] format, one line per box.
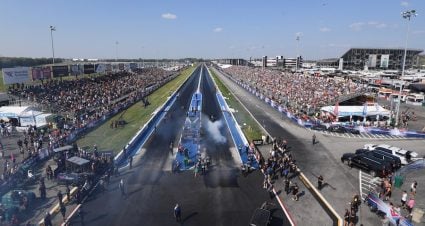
[65, 65, 291, 226]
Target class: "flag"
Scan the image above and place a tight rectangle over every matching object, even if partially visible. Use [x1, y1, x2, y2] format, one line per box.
[333, 102, 339, 117]
[333, 102, 339, 122]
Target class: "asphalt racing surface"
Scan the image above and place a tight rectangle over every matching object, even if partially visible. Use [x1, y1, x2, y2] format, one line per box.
[68, 65, 289, 226]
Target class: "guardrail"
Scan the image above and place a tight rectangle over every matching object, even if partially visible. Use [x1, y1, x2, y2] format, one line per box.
[213, 67, 343, 226]
[207, 67, 258, 168]
[216, 67, 425, 139]
[113, 66, 198, 167]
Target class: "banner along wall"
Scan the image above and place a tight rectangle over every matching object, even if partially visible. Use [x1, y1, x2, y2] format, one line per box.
[52, 65, 69, 77]
[2, 67, 30, 84]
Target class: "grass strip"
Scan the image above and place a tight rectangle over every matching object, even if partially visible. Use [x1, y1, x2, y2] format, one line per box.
[209, 69, 263, 141]
[76, 66, 196, 153]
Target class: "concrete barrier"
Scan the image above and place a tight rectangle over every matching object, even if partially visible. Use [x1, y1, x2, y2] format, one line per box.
[114, 66, 198, 167]
[38, 186, 78, 225]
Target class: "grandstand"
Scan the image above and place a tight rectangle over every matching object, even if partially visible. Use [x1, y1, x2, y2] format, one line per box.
[317, 47, 423, 70]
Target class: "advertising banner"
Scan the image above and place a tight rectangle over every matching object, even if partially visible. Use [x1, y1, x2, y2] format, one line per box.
[118, 63, 124, 70]
[42, 67, 52, 79]
[52, 65, 69, 77]
[70, 64, 84, 76]
[2, 67, 30, 84]
[84, 64, 95, 74]
[105, 64, 112, 72]
[124, 63, 130, 71]
[368, 54, 377, 68]
[380, 54, 389, 68]
[31, 67, 43, 80]
[95, 64, 106, 73]
[129, 63, 137, 70]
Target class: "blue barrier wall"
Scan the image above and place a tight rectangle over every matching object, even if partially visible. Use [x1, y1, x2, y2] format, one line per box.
[114, 69, 195, 167]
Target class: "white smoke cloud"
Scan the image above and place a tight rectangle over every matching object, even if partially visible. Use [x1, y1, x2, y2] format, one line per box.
[204, 117, 226, 144]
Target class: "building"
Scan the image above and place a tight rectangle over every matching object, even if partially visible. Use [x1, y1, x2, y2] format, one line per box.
[317, 48, 423, 70]
[215, 59, 250, 66]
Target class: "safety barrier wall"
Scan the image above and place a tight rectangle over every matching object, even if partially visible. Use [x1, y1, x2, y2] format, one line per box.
[208, 67, 258, 168]
[114, 67, 197, 166]
[217, 67, 425, 139]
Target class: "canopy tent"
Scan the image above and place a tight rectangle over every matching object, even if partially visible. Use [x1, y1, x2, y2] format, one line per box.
[321, 104, 390, 118]
[0, 106, 51, 127]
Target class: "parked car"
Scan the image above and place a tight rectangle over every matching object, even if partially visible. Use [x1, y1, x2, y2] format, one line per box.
[311, 124, 327, 131]
[341, 153, 391, 177]
[364, 144, 419, 165]
[355, 149, 401, 170]
[328, 125, 360, 134]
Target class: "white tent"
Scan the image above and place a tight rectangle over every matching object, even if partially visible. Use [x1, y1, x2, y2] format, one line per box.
[0, 106, 50, 127]
[320, 104, 390, 118]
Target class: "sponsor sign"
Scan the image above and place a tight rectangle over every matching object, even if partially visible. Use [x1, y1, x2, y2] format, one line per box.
[70, 64, 84, 76]
[84, 64, 95, 74]
[42, 67, 52, 79]
[2, 67, 30, 84]
[118, 63, 124, 70]
[380, 54, 389, 68]
[95, 64, 106, 73]
[52, 65, 69, 77]
[368, 54, 377, 68]
[129, 63, 137, 70]
[31, 67, 43, 80]
[105, 64, 112, 72]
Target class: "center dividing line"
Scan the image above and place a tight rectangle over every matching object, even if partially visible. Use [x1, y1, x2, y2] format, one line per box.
[197, 65, 203, 93]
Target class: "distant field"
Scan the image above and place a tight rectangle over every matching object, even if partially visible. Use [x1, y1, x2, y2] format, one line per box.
[76, 66, 196, 153]
[0, 71, 5, 92]
[209, 69, 263, 141]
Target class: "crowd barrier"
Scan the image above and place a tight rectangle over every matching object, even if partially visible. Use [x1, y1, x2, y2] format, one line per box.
[217, 68, 425, 139]
[113, 68, 196, 167]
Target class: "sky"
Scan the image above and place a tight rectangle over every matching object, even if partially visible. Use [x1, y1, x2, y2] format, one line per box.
[0, 0, 424, 60]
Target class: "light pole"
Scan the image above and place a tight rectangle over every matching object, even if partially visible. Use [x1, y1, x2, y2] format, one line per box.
[296, 35, 300, 72]
[395, 9, 417, 127]
[49, 26, 56, 64]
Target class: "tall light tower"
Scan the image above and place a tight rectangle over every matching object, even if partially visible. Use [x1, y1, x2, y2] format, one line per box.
[49, 26, 56, 64]
[395, 9, 417, 126]
[296, 35, 300, 72]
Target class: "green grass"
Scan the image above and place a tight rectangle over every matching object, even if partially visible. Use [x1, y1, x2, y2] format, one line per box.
[209, 68, 263, 141]
[0, 71, 5, 92]
[76, 66, 196, 153]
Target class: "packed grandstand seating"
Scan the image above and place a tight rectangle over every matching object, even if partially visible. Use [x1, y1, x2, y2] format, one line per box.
[7, 68, 174, 138]
[223, 66, 367, 118]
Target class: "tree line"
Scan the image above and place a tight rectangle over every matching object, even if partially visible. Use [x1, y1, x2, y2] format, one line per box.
[0, 57, 64, 69]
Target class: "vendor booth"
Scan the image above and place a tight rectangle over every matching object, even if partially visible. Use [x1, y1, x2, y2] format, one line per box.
[321, 103, 391, 122]
[0, 106, 51, 127]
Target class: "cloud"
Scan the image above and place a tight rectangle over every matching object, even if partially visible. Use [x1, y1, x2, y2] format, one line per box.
[213, 27, 223, 32]
[375, 23, 387, 29]
[349, 22, 365, 31]
[295, 32, 303, 37]
[319, 27, 331, 32]
[401, 1, 409, 7]
[350, 21, 387, 31]
[161, 13, 177, 20]
[413, 30, 425, 35]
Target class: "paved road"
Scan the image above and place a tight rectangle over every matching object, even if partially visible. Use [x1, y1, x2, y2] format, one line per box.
[64, 65, 289, 226]
[215, 67, 425, 225]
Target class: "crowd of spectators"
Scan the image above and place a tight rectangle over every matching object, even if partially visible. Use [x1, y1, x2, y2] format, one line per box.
[8, 68, 174, 136]
[1, 68, 175, 184]
[223, 66, 366, 119]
